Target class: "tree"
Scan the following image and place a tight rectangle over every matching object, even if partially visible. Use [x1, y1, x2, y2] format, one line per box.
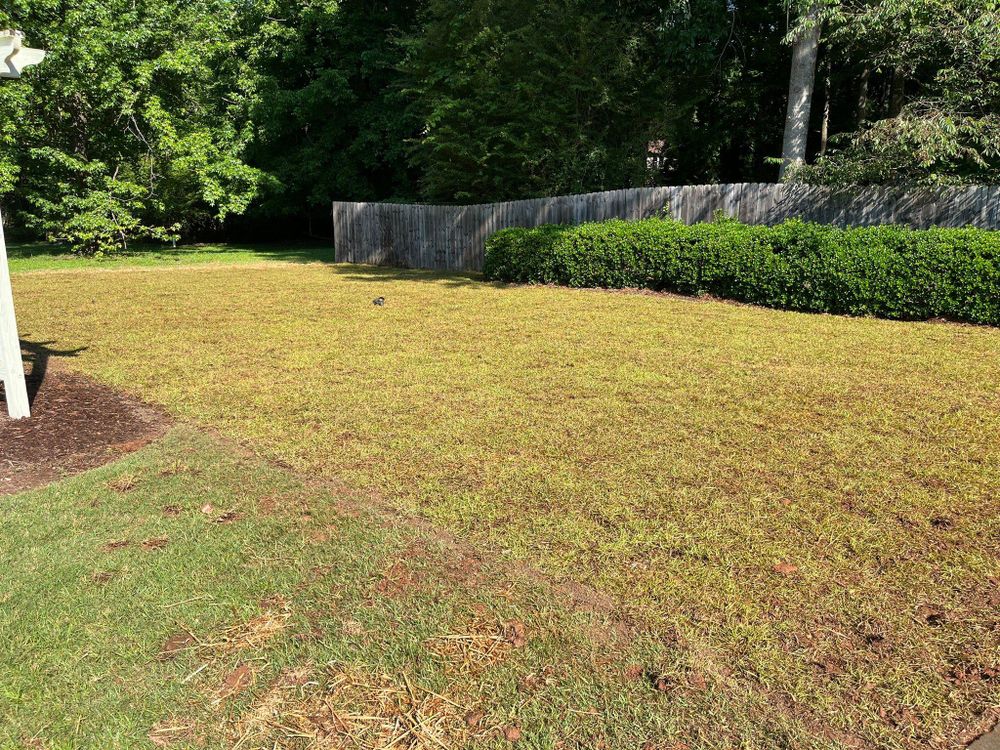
[652, 0, 793, 183]
[237, 0, 423, 219]
[4, 0, 996, 244]
[0, 0, 262, 253]
[792, 0, 1000, 185]
[779, 3, 823, 178]
[402, 0, 670, 203]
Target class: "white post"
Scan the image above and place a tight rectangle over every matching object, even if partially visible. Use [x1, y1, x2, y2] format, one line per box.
[0, 206, 30, 418]
[0, 30, 46, 419]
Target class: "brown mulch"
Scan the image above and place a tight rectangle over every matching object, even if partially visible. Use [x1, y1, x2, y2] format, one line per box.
[0, 364, 169, 495]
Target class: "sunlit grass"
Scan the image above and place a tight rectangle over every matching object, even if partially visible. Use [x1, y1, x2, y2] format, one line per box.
[11, 260, 1000, 747]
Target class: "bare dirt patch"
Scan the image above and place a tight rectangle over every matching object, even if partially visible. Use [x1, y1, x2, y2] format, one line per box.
[0, 364, 168, 495]
[373, 559, 426, 599]
[158, 631, 198, 661]
[217, 664, 257, 703]
[213, 510, 243, 525]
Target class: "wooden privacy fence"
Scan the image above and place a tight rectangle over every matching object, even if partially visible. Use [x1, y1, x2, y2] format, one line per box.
[332, 182, 1000, 273]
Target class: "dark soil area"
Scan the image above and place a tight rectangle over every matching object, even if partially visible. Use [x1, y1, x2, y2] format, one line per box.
[0, 364, 168, 495]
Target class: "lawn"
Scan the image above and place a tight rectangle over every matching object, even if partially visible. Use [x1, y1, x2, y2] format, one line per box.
[5, 249, 1000, 748]
[5, 241, 332, 273]
[1, 427, 679, 749]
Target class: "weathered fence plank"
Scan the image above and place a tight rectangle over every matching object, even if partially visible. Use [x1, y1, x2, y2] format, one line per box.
[332, 183, 1000, 272]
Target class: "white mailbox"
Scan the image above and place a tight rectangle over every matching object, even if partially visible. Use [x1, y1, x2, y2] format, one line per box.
[0, 30, 44, 419]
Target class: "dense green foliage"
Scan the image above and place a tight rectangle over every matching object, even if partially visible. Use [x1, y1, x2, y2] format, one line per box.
[796, 0, 1000, 186]
[238, 0, 422, 216]
[484, 218, 1000, 325]
[0, 0, 262, 253]
[1, 0, 997, 253]
[401, 0, 664, 202]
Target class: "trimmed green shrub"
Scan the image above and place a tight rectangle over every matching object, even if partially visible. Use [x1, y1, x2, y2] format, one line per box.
[483, 218, 1000, 325]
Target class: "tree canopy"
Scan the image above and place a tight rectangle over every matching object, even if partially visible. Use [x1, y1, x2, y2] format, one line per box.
[1, 0, 262, 252]
[1, 0, 997, 252]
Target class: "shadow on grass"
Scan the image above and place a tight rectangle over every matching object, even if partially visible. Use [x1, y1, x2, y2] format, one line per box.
[4, 242, 68, 259]
[329, 262, 486, 288]
[7, 241, 335, 266]
[9, 240, 493, 288]
[168, 243, 335, 264]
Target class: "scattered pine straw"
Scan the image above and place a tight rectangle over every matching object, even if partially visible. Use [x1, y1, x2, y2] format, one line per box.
[229, 664, 476, 750]
[426, 610, 528, 675]
[211, 596, 293, 654]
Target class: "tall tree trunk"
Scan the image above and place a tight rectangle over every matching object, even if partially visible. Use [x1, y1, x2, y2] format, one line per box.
[820, 60, 831, 157]
[779, 5, 822, 180]
[889, 67, 906, 117]
[857, 67, 870, 126]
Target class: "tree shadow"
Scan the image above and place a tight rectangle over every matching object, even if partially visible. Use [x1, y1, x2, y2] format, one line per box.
[329, 263, 486, 288]
[19, 339, 88, 405]
[170, 243, 336, 264]
[6, 241, 335, 266]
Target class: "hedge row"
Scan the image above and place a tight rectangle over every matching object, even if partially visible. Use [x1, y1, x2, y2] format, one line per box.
[482, 218, 1000, 325]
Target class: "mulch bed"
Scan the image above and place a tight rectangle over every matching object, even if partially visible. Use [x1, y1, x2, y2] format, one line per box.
[0, 364, 169, 495]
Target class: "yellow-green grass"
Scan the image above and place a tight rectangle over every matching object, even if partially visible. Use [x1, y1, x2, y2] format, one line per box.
[10, 261, 1000, 748]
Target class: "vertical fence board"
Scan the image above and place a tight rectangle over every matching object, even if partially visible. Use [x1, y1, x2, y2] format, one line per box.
[983, 186, 998, 229]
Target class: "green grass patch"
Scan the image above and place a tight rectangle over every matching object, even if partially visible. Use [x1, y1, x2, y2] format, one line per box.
[9, 261, 1000, 747]
[6, 241, 333, 273]
[2, 427, 717, 749]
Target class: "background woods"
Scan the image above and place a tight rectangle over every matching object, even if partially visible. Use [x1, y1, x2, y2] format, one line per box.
[1, 0, 997, 253]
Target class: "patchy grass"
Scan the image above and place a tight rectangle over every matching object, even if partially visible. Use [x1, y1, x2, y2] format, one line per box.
[1, 428, 696, 749]
[9, 261, 1000, 748]
[5, 241, 332, 273]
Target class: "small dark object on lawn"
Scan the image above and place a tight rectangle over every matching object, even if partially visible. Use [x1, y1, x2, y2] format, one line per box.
[373, 296, 385, 306]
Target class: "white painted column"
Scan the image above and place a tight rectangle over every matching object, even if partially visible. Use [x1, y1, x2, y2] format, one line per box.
[0, 206, 30, 419]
